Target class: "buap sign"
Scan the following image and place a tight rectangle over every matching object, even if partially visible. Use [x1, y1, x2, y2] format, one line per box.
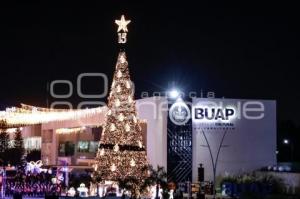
[192, 100, 265, 122]
[194, 107, 235, 121]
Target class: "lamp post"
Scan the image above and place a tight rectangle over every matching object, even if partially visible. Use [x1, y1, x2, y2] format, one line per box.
[283, 139, 294, 162]
[168, 89, 181, 99]
[200, 129, 229, 199]
[0, 164, 6, 199]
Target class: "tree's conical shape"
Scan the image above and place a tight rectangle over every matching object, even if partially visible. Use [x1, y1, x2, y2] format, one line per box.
[94, 51, 148, 181]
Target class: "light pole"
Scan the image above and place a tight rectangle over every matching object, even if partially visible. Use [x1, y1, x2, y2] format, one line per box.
[283, 139, 294, 162]
[200, 129, 229, 199]
[168, 88, 181, 99]
[0, 164, 5, 199]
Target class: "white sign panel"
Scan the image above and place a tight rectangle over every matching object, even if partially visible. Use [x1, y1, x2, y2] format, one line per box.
[192, 98, 276, 181]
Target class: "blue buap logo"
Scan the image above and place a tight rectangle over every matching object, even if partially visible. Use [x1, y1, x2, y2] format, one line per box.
[169, 98, 191, 125]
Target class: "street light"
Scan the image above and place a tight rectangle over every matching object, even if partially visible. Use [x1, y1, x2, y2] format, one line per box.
[283, 138, 294, 162]
[283, 139, 289, 145]
[168, 89, 180, 99]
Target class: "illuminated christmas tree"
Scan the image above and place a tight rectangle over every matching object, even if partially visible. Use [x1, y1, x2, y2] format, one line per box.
[93, 15, 148, 184]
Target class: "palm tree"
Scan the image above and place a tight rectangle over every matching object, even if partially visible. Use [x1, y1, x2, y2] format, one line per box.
[146, 165, 168, 199]
[118, 177, 140, 199]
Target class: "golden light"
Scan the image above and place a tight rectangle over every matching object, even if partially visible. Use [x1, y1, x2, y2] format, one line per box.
[110, 123, 116, 131]
[117, 70, 122, 78]
[113, 144, 119, 152]
[130, 159, 136, 167]
[138, 141, 143, 148]
[111, 163, 117, 172]
[56, 126, 86, 134]
[115, 99, 121, 107]
[118, 113, 124, 122]
[115, 15, 131, 33]
[0, 104, 106, 127]
[125, 123, 130, 132]
[100, 148, 105, 156]
[126, 81, 131, 89]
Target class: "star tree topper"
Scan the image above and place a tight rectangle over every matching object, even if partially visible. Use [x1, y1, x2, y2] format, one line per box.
[115, 15, 131, 32]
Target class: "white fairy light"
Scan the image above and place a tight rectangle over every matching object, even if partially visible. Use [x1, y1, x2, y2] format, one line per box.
[111, 163, 116, 172]
[118, 113, 124, 122]
[115, 99, 121, 107]
[0, 104, 106, 126]
[138, 141, 143, 148]
[125, 123, 130, 132]
[133, 115, 137, 123]
[120, 55, 126, 64]
[56, 127, 86, 134]
[113, 144, 119, 152]
[126, 81, 131, 89]
[3, 128, 18, 133]
[117, 85, 121, 93]
[100, 148, 105, 156]
[128, 96, 133, 103]
[110, 124, 116, 131]
[94, 164, 98, 171]
[117, 70, 122, 78]
[130, 159, 136, 167]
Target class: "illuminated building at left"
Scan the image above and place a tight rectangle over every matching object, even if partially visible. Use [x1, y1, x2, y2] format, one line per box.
[0, 99, 168, 169]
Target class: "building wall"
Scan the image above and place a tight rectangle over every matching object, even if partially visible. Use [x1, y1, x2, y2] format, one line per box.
[192, 98, 277, 181]
[39, 108, 107, 165]
[22, 124, 42, 137]
[136, 97, 168, 169]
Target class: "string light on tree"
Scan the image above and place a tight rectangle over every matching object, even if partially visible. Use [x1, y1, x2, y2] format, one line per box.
[114, 144, 120, 152]
[138, 141, 143, 148]
[130, 159, 136, 167]
[125, 123, 130, 132]
[117, 70, 122, 78]
[126, 81, 131, 89]
[111, 163, 117, 172]
[117, 85, 121, 93]
[115, 99, 121, 107]
[100, 148, 105, 156]
[133, 115, 137, 123]
[120, 55, 126, 64]
[110, 123, 116, 131]
[118, 113, 124, 122]
[128, 96, 133, 103]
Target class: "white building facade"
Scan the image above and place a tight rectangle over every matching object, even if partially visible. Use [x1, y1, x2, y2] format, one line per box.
[14, 97, 276, 182]
[192, 98, 277, 181]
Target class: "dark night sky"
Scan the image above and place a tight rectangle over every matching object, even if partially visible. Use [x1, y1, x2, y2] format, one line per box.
[0, 1, 299, 125]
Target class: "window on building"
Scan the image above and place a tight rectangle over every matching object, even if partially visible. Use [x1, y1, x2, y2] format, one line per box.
[78, 141, 89, 153]
[24, 137, 41, 151]
[65, 142, 75, 156]
[89, 141, 99, 153]
[59, 143, 65, 155]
